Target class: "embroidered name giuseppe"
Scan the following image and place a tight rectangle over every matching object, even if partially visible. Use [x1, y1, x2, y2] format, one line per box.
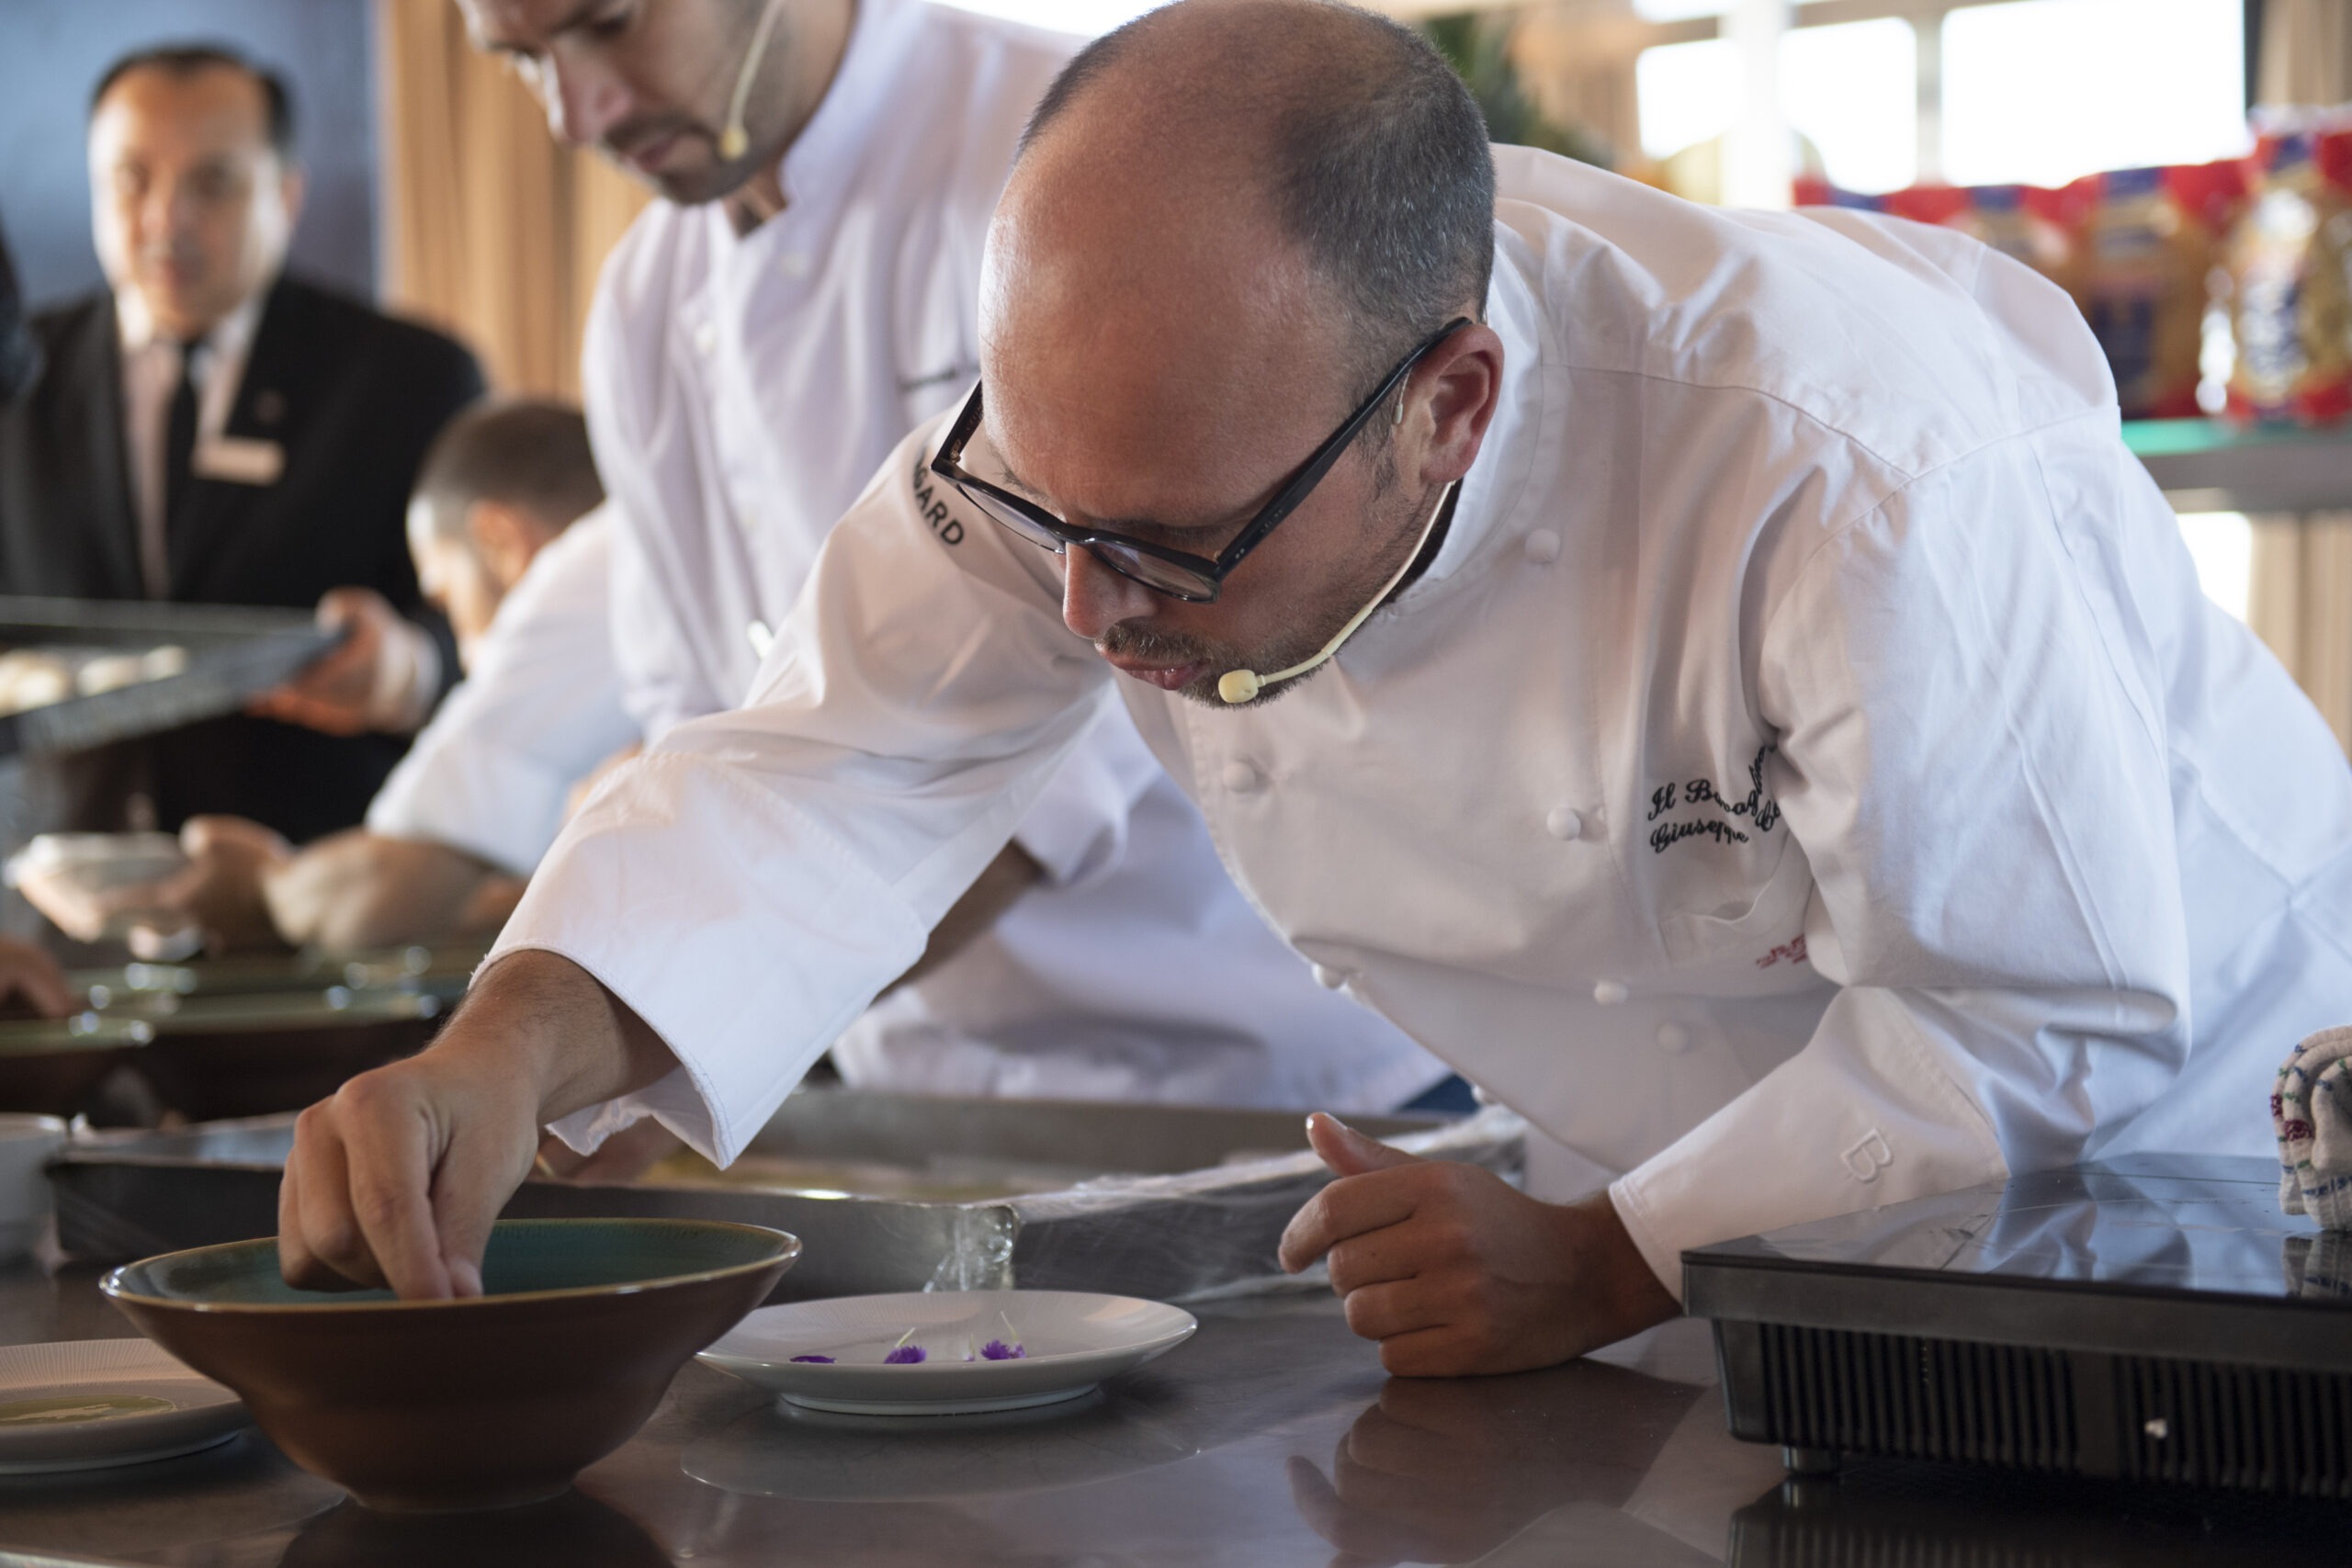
[909, 449, 967, 546]
[1645, 743, 1782, 855]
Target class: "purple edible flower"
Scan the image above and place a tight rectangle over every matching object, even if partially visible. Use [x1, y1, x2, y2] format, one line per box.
[789, 1355, 836, 1364]
[884, 1345, 928, 1365]
[979, 1338, 1025, 1360]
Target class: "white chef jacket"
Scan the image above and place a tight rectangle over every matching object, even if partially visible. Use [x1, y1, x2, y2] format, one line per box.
[507, 144, 2352, 1298]
[367, 511, 636, 875]
[571, 0, 1444, 1110]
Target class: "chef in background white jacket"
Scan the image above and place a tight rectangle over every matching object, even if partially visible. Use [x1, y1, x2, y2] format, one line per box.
[279, 0, 2352, 1374]
[454, 0, 1443, 1111]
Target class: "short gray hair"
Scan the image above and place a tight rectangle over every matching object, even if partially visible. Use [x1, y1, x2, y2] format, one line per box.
[1021, 1, 1496, 392]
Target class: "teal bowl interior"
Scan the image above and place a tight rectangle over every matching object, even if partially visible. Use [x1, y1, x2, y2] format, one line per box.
[108, 1219, 796, 1307]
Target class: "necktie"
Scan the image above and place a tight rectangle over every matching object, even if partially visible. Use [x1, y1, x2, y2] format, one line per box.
[162, 337, 201, 535]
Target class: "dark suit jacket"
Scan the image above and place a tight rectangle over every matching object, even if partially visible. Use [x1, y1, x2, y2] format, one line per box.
[0, 274, 484, 843]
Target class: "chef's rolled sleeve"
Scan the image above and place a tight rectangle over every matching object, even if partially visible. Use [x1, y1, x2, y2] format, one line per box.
[1611, 425, 2197, 1298]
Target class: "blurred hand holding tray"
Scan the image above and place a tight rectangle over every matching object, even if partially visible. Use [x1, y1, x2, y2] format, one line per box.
[0, 596, 342, 757]
[51, 1091, 1525, 1303]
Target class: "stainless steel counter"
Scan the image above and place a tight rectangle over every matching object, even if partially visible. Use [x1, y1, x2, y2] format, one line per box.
[1, 1262, 2347, 1567]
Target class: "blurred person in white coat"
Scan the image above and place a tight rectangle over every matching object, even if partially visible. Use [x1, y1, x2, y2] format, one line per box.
[424, 0, 1445, 1111]
[22, 402, 624, 955]
[278, 2, 2351, 1371]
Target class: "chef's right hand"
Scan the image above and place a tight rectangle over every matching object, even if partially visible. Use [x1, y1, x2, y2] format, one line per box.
[277, 949, 677, 1298]
[278, 1037, 541, 1298]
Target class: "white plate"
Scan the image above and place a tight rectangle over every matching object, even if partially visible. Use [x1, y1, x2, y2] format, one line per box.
[697, 1290, 1197, 1416]
[0, 1338, 249, 1473]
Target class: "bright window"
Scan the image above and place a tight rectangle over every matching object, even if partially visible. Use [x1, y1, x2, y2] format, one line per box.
[1637, 38, 1739, 163]
[1783, 18, 1917, 193]
[1633, 0, 1735, 19]
[1940, 0, 2249, 186]
[927, 0, 1155, 35]
[2178, 512, 2253, 622]
[1639, 19, 1917, 193]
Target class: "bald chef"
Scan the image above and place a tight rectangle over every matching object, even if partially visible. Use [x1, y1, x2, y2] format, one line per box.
[277, 0, 2352, 1374]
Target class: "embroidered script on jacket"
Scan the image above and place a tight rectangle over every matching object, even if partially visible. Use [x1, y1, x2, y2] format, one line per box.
[1645, 743, 1782, 855]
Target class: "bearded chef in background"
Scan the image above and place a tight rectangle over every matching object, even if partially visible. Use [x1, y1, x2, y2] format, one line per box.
[274, 0, 2352, 1374]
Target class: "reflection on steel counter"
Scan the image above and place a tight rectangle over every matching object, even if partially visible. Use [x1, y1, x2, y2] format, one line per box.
[1730, 1460, 2352, 1568]
[51, 1092, 1522, 1303]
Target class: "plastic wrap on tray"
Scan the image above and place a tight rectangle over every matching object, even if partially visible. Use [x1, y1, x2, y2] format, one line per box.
[51, 1096, 1527, 1303]
[996, 1104, 1526, 1301]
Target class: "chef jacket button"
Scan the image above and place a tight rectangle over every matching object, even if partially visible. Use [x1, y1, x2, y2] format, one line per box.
[1545, 806, 1584, 840]
[1523, 530, 1562, 566]
[1657, 1022, 1692, 1054]
[1222, 760, 1262, 794]
[692, 321, 718, 356]
[1312, 964, 1347, 990]
[779, 252, 812, 279]
[1593, 979, 1629, 1006]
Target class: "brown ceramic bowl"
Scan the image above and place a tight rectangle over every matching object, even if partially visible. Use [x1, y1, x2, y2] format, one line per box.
[102, 1218, 798, 1512]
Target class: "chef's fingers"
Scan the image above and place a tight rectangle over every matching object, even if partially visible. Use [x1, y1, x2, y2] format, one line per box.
[1280, 1168, 1422, 1273]
[277, 1130, 306, 1276]
[332, 1077, 456, 1300]
[282, 1106, 383, 1291]
[1340, 1278, 1439, 1343]
[1305, 1112, 1420, 1179]
[426, 1122, 529, 1299]
[1326, 1226, 1424, 1294]
[1371, 1324, 1480, 1379]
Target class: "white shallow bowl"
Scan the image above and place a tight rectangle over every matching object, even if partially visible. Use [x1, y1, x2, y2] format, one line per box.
[0, 1338, 248, 1473]
[697, 1290, 1197, 1416]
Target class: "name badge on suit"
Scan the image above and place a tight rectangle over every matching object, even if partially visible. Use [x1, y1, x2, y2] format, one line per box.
[192, 435, 285, 487]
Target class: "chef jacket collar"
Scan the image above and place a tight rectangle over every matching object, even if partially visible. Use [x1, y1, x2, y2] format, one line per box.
[1390, 247, 1542, 609]
[720, 0, 923, 252]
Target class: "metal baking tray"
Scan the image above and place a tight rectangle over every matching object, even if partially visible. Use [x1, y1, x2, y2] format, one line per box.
[0, 596, 341, 757]
[51, 1091, 1526, 1302]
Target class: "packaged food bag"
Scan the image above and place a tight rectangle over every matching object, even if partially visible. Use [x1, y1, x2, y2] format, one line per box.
[2081, 161, 2246, 421]
[2223, 126, 2352, 425]
[1804, 179, 2086, 305]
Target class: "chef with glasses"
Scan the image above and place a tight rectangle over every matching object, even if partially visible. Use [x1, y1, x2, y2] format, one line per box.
[277, 0, 2352, 1377]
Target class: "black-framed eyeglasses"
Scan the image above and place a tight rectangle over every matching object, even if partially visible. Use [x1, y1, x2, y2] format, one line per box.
[928, 317, 1474, 604]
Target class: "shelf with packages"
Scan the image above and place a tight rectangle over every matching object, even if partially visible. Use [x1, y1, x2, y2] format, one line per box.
[2126, 418, 2352, 515]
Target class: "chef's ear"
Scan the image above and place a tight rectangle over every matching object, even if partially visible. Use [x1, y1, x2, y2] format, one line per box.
[463, 500, 553, 593]
[1408, 320, 1504, 491]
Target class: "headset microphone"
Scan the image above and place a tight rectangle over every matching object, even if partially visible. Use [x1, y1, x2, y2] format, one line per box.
[1216, 479, 1456, 705]
[718, 0, 786, 160]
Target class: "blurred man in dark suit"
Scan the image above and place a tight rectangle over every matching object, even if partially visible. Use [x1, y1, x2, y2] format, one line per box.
[0, 44, 485, 843]
[0, 216, 40, 403]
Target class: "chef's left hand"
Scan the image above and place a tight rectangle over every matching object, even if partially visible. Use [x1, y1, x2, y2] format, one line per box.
[250, 588, 435, 737]
[1278, 1113, 1679, 1375]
